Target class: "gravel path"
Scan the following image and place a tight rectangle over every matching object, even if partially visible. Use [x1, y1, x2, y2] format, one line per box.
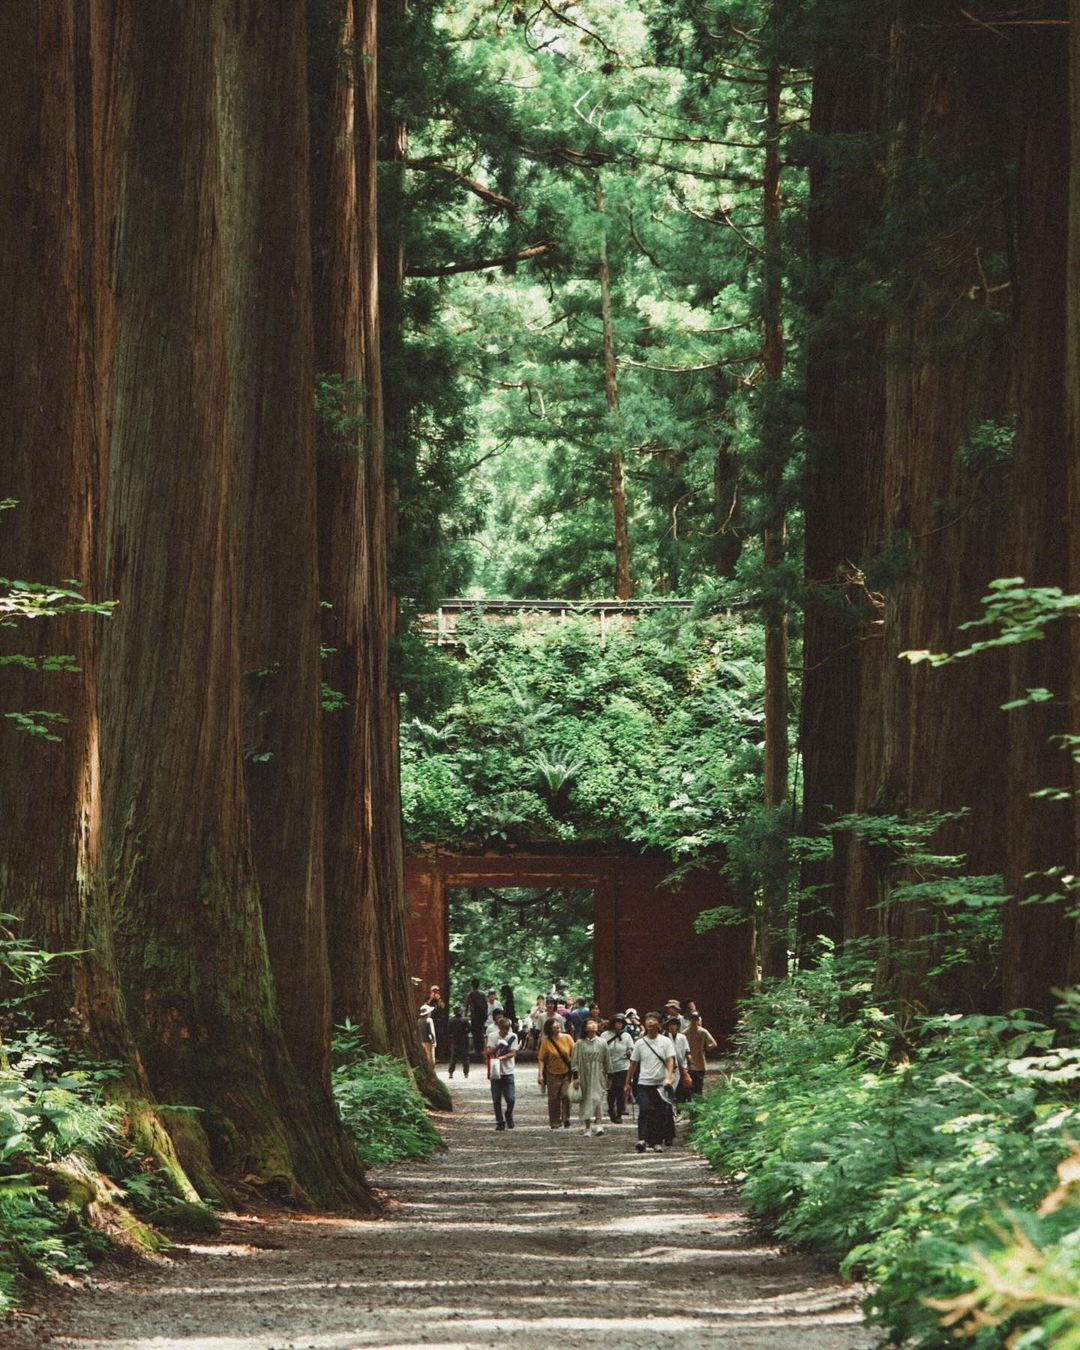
[16, 1068, 874, 1349]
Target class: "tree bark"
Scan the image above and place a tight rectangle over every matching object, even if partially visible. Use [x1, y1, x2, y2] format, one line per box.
[309, 0, 443, 1102]
[99, 0, 372, 1208]
[801, 7, 1019, 1010]
[1001, 16, 1074, 1015]
[798, 26, 882, 959]
[0, 2, 124, 1050]
[218, 2, 364, 1215]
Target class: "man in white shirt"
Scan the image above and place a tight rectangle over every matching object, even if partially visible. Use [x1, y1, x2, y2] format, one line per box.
[625, 1014, 675, 1153]
[489, 1016, 518, 1131]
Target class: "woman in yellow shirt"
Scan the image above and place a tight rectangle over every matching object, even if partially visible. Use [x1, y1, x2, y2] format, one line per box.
[536, 1018, 575, 1129]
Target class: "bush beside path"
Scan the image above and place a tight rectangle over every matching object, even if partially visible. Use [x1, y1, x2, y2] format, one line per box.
[15, 1071, 872, 1348]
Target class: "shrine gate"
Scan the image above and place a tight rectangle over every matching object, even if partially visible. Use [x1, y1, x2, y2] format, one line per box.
[404, 848, 753, 1040]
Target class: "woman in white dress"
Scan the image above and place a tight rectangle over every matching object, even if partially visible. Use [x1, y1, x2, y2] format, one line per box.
[570, 1018, 612, 1135]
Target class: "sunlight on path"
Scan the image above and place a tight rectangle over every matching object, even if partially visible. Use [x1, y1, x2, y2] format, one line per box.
[25, 1069, 873, 1348]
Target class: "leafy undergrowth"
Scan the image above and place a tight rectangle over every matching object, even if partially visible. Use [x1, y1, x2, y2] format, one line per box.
[331, 1021, 442, 1166]
[691, 957, 1080, 1348]
[0, 921, 212, 1318]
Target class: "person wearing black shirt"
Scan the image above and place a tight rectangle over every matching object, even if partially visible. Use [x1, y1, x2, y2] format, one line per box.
[466, 978, 487, 1056]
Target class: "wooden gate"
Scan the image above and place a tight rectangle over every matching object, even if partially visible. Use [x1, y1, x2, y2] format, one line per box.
[404, 849, 753, 1040]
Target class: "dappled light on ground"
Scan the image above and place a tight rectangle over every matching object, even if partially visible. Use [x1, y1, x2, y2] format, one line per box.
[24, 1072, 872, 1348]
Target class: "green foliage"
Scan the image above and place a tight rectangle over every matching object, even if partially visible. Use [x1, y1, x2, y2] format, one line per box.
[904, 579, 1080, 669]
[0, 920, 206, 1316]
[692, 958, 1080, 1347]
[314, 375, 367, 456]
[331, 1023, 441, 1167]
[400, 610, 766, 855]
[448, 887, 593, 999]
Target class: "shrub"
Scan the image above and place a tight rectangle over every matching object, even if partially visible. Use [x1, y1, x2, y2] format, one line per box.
[331, 1023, 441, 1166]
[691, 957, 1080, 1347]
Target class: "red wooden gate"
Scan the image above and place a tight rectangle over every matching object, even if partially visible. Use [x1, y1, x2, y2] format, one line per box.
[404, 849, 752, 1040]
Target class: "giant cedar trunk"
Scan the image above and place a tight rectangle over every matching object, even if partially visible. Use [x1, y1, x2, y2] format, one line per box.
[99, 0, 373, 1208]
[1070, 0, 1080, 957]
[0, 4, 132, 1058]
[1001, 19, 1074, 1014]
[804, 7, 1014, 1007]
[309, 0, 440, 1097]
[218, 0, 367, 1194]
[357, 0, 430, 1091]
[799, 21, 883, 956]
[218, 0, 334, 1097]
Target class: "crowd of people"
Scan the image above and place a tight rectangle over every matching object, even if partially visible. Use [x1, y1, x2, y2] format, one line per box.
[416, 982, 718, 1153]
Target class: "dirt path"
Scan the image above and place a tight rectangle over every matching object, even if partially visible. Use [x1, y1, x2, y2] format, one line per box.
[16, 1070, 873, 1348]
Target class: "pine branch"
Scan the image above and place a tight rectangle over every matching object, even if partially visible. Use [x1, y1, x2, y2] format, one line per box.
[406, 240, 556, 278]
[404, 159, 520, 217]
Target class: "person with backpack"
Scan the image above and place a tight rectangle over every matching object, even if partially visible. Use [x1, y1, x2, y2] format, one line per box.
[625, 1013, 676, 1153]
[536, 1016, 574, 1129]
[417, 1003, 437, 1069]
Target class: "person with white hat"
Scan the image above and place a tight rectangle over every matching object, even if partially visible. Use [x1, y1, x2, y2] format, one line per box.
[602, 1013, 634, 1122]
[417, 1003, 436, 1069]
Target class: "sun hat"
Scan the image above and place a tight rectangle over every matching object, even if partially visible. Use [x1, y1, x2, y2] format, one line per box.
[688, 1010, 702, 1020]
[665, 999, 682, 1011]
[624, 1007, 638, 1017]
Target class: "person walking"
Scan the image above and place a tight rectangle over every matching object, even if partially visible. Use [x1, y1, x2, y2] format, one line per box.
[428, 988, 448, 1061]
[567, 998, 590, 1041]
[684, 1009, 718, 1095]
[499, 984, 517, 1026]
[625, 1013, 676, 1153]
[417, 1003, 437, 1070]
[447, 1005, 471, 1078]
[601, 1013, 634, 1122]
[466, 978, 487, 1057]
[489, 1016, 518, 1131]
[664, 999, 689, 1032]
[664, 1013, 693, 1144]
[536, 1017, 574, 1129]
[571, 1018, 612, 1135]
[483, 990, 500, 1035]
[527, 995, 546, 1050]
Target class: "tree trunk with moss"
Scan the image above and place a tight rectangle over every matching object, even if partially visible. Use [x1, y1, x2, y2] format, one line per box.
[218, 0, 369, 1196]
[99, 0, 373, 1209]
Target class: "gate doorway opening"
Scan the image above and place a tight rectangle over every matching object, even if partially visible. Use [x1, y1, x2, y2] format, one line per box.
[447, 886, 594, 1018]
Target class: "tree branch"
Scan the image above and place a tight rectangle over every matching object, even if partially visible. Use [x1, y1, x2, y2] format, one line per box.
[404, 159, 520, 217]
[406, 240, 556, 278]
